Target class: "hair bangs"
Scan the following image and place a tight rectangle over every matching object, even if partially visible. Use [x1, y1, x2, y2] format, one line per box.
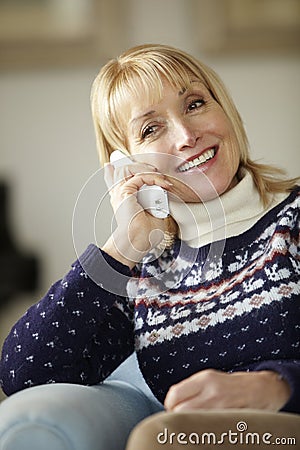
[109, 56, 196, 128]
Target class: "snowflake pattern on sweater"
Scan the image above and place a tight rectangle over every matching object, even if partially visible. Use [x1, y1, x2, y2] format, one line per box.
[0, 188, 299, 413]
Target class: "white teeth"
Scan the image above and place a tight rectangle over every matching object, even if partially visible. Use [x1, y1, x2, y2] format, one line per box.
[178, 148, 216, 172]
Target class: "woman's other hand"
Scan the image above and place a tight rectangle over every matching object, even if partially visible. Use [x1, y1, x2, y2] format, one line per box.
[164, 369, 291, 412]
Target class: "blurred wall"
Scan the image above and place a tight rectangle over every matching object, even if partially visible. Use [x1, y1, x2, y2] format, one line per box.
[0, 0, 299, 296]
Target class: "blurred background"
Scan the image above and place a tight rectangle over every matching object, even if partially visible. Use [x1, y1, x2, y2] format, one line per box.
[0, 0, 299, 400]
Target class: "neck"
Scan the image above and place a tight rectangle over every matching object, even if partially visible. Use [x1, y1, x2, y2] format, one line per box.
[169, 170, 287, 248]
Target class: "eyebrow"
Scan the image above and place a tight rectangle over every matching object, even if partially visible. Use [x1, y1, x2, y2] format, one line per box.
[130, 110, 156, 126]
[130, 80, 204, 126]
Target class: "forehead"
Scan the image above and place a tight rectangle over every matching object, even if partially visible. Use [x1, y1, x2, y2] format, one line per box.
[111, 60, 206, 114]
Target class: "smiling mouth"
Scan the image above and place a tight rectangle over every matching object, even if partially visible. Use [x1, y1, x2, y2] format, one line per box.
[177, 147, 217, 172]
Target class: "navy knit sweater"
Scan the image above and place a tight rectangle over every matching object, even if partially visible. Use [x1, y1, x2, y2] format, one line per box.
[0, 188, 299, 413]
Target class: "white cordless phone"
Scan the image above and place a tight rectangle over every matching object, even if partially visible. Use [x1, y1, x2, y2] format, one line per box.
[110, 150, 169, 219]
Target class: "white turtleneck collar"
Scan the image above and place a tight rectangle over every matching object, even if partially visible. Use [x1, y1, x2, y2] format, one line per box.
[169, 169, 288, 248]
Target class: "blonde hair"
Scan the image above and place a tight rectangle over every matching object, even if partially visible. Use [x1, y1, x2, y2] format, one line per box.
[91, 43, 299, 206]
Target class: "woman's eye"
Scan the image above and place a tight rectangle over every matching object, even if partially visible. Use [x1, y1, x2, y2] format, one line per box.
[141, 125, 157, 139]
[187, 99, 205, 112]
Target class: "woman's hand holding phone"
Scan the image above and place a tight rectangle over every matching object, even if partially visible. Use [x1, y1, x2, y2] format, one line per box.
[102, 151, 172, 268]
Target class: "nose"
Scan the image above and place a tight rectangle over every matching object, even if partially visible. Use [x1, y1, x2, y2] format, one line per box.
[173, 119, 197, 152]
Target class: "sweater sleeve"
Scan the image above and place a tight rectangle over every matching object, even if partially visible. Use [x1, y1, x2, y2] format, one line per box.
[0, 244, 135, 396]
[245, 360, 300, 414]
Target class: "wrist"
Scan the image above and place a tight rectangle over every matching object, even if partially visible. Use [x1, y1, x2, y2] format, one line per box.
[102, 231, 149, 269]
[259, 370, 291, 411]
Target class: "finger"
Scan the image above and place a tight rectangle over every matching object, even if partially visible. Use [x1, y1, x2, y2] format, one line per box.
[129, 162, 158, 173]
[112, 163, 158, 183]
[103, 163, 115, 189]
[124, 166, 157, 177]
[164, 369, 221, 411]
[122, 173, 173, 196]
[164, 377, 201, 411]
[114, 168, 160, 187]
[172, 395, 206, 412]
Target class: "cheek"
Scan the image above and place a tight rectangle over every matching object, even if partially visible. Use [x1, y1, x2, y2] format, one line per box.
[128, 135, 163, 155]
[210, 111, 232, 136]
[227, 131, 241, 166]
[134, 151, 174, 175]
[216, 115, 240, 162]
[129, 136, 172, 171]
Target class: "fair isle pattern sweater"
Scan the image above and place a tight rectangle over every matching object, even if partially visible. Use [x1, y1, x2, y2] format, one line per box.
[0, 187, 299, 413]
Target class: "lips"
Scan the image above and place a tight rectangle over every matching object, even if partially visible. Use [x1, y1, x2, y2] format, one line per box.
[177, 146, 218, 172]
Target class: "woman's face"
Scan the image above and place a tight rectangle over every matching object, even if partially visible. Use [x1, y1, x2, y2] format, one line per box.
[126, 79, 240, 202]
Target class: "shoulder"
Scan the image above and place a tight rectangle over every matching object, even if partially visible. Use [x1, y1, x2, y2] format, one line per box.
[275, 186, 299, 227]
[257, 186, 299, 253]
[265, 186, 299, 227]
[285, 185, 300, 205]
[283, 185, 299, 205]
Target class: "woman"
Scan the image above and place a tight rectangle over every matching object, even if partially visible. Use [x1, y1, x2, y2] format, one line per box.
[0, 44, 299, 450]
